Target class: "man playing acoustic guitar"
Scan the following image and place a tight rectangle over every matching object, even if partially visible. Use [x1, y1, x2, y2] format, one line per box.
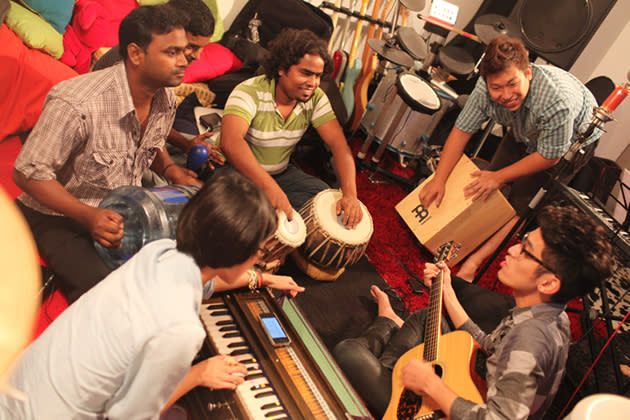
[334, 205, 612, 419]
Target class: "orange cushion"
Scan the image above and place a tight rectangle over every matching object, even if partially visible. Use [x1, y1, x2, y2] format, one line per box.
[0, 24, 78, 141]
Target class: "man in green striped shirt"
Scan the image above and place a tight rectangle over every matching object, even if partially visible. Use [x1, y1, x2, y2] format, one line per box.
[221, 28, 362, 228]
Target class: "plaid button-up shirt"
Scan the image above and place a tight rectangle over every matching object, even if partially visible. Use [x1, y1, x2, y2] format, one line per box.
[455, 64, 600, 159]
[15, 61, 177, 216]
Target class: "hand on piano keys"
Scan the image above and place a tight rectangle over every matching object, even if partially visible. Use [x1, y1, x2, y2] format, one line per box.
[193, 354, 248, 390]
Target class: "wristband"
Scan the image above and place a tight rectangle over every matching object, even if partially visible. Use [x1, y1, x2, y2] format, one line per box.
[247, 269, 258, 291]
[162, 162, 176, 177]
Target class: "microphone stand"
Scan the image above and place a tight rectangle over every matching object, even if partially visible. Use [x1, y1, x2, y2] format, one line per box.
[473, 104, 617, 284]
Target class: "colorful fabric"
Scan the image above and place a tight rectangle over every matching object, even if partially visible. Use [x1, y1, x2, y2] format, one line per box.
[223, 75, 336, 174]
[455, 64, 600, 159]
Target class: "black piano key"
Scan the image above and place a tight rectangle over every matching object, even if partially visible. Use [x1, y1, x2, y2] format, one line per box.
[222, 332, 242, 339]
[245, 372, 266, 381]
[264, 409, 286, 417]
[227, 341, 248, 348]
[205, 303, 225, 310]
[210, 310, 231, 316]
[254, 390, 276, 399]
[218, 325, 238, 332]
[216, 319, 234, 326]
[230, 348, 251, 356]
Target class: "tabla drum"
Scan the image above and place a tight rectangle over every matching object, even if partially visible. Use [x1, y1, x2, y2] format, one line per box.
[297, 190, 373, 274]
[256, 209, 306, 273]
[359, 71, 446, 161]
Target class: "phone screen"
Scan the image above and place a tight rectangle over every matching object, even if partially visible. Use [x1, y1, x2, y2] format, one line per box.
[259, 313, 290, 346]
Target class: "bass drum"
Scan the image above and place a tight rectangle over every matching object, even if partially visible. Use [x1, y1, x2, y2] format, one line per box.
[359, 70, 448, 162]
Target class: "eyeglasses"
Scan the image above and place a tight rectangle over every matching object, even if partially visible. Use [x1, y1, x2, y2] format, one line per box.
[519, 232, 557, 275]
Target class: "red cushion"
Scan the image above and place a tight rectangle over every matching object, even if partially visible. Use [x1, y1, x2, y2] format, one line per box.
[182, 42, 243, 84]
[0, 24, 78, 141]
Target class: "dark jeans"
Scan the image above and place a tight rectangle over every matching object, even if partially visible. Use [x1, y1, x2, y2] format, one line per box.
[272, 163, 329, 210]
[16, 200, 112, 304]
[489, 131, 596, 215]
[333, 277, 515, 417]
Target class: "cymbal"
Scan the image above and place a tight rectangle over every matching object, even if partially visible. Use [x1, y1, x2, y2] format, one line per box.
[474, 14, 521, 45]
[367, 38, 414, 68]
[399, 0, 426, 12]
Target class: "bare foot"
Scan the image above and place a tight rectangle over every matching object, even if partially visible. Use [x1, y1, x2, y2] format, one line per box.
[371, 285, 404, 327]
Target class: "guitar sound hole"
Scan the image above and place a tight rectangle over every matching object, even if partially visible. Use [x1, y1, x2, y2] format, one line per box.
[433, 364, 443, 378]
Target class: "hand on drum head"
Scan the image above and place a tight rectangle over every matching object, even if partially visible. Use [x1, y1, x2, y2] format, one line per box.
[265, 183, 293, 221]
[336, 196, 363, 229]
[418, 177, 446, 208]
[464, 170, 504, 202]
[262, 273, 305, 297]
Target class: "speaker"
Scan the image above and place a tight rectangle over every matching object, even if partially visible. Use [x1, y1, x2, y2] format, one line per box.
[509, 0, 617, 70]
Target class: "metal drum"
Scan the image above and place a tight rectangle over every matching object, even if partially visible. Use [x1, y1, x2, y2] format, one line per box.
[359, 71, 444, 161]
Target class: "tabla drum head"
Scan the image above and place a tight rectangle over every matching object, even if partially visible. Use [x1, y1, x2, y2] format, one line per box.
[275, 209, 307, 248]
[396, 73, 441, 114]
[311, 190, 373, 245]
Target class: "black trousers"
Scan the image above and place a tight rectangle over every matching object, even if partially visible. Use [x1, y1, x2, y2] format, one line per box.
[333, 277, 515, 417]
[16, 200, 112, 304]
[489, 131, 596, 216]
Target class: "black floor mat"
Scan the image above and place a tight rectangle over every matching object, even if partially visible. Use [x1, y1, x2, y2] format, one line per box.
[276, 255, 388, 350]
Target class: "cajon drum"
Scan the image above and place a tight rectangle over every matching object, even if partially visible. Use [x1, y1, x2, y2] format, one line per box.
[396, 155, 515, 266]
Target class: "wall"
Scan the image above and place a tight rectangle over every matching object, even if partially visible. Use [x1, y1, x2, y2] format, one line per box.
[570, 0, 630, 163]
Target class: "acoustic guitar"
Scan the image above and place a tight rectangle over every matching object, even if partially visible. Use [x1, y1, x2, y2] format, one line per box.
[349, 0, 395, 131]
[340, 0, 370, 116]
[383, 241, 487, 420]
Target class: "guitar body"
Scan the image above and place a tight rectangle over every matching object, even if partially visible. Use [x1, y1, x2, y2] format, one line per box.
[335, 51, 348, 84]
[340, 0, 368, 111]
[332, 50, 344, 80]
[341, 59, 362, 116]
[384, 330, 486, 420]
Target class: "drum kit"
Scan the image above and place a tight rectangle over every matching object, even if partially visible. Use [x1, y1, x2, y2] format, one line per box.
[357, 5, 521, 172]
[256, 189, 374, 281]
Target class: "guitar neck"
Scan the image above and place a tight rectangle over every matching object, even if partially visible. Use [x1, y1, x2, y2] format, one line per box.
[347, 0, 370, 63]
[424, 267, 445, 362]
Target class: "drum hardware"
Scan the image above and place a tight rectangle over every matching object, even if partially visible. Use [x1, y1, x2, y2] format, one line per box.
[359, 72, 441, 163]
[367, 38, 414, 68]
[473, 14, 521, 45]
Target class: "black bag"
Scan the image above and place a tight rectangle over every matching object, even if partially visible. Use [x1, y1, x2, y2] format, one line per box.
[222, 0, 333, 49]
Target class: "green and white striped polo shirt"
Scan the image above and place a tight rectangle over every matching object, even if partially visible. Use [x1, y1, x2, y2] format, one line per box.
[223, 75, 337, 174]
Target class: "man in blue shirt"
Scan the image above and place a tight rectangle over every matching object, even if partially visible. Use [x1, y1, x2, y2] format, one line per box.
[419, 36, 601, 281]
[0, 169, 304, 419]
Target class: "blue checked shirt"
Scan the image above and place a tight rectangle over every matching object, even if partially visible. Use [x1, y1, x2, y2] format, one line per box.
[451, 303, 570, 420]
[455, 64, 600, 159]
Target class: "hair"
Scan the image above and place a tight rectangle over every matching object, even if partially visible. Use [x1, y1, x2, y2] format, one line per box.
[536, 206, 613, 304]
[480, 36, 530, 80]
[261, 28, 333, 81]
[119, 4, 189, 61]
[176, 169, 277, 269]
[169, 0, 215, 37]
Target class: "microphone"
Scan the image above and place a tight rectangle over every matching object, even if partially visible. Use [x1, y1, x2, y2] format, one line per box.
[579, 71, 630, 141]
